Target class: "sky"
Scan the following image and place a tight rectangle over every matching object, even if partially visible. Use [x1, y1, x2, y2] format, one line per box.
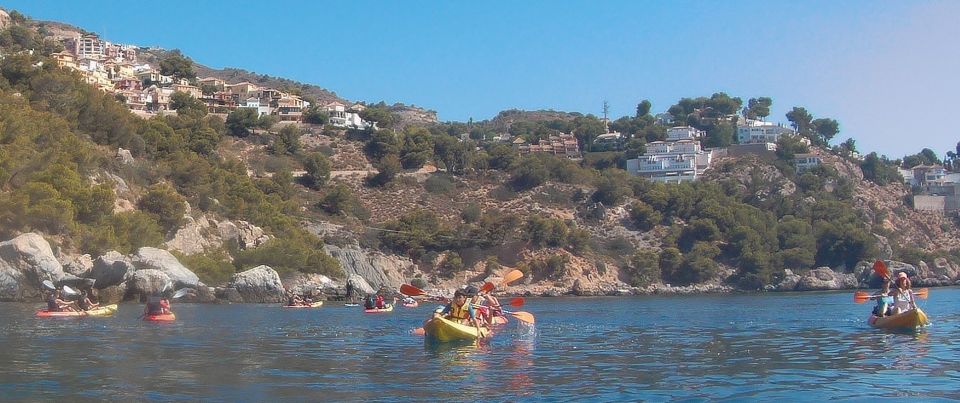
[2, 0, 958, 159]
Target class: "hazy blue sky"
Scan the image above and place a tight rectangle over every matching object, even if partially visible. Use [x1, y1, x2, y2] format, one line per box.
[2, 1, 958, 159]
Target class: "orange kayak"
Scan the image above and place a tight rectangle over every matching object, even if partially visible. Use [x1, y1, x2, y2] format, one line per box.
[868, 308, 929, 330]
[144, 312, 176, 322]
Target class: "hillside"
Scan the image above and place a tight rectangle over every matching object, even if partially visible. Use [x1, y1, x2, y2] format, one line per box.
[2, 9, 959, 301]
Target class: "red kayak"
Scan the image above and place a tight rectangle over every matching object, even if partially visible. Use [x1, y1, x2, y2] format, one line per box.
[144, 312, 176, 322]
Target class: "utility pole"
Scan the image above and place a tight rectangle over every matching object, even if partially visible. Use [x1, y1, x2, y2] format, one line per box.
[602, 100, 609, 133]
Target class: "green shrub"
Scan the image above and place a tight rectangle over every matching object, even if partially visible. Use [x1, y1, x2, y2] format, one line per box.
[174, 249, 236, 286]
[424, 174, 456, 194]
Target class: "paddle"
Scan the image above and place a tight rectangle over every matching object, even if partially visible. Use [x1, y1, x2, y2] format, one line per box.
[172, 288, 191, 299]
[873, 260, 891, 279]
[501, 269, 523, 286]
[480, 282, 495, 294]
[62, 285, 79, 297]
[914, 288, 929, 299]
[500, 309, 535, 325]
[853, 291, 874, 304]
[510, 297, 524, 307]
[400, 283, 428, 297]
[42, 280, 56, 291]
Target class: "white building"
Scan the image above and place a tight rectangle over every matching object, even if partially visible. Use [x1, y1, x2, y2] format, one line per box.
[626, 129, 713, 183]
[666, 126, 703, 141]
[794, 153, 823, 173]
[737, 119, 795, 144]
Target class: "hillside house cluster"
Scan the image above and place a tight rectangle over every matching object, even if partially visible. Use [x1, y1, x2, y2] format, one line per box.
[512, 134, 581, 159]
[48, 34, 374, 128]
[625, 126, 713, 183]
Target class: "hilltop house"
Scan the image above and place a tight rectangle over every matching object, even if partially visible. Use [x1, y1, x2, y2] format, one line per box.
[737, 119, 795, 144]
[625, 126, 712, 183]
[592, 131, 623, 151]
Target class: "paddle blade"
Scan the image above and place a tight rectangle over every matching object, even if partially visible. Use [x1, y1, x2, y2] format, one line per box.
[510, 311, 535, 324]
[62, 285, 79, 296]
[412, 327, 425, 336]
[915, 288, 929, 299]
[500, 269, 523, 286]
[853, 291, 871, 304]
[510, 297, 525, 307]
[172, 288, 191, 299]
[873, 260, 890, 279]
[400, 284, 426, 297]
[42, 280, 55, 290]
[480, 282, 495, 294]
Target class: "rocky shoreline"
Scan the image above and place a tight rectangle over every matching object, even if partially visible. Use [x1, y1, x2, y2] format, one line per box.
[2, 232, 957, 304]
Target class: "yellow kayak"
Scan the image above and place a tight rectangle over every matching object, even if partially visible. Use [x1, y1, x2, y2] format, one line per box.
[868, 308, 930, 330]
[283, 301, 324, 308]
[424, 316, 489, 342]
[36, 304, 118, 318]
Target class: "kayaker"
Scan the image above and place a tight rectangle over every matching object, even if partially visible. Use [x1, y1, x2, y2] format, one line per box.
[891, 272, 915, 315]
[363, 294, 376, 310]
[78, 290, 100, 311]
[435, 289, 483, 337]
[464, 286, 489, 326]
[144, 294, 169, 316]
[375, 293, 385, 309]
[484, 292, 504, 321]
[871, 278, 893, 318]
[50, 289, 79, 312]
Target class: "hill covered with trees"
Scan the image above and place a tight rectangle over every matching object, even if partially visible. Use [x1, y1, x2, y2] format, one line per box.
[2, 9, 958, 295]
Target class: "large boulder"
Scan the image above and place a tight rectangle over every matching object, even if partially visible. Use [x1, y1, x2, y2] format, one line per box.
[131, 247, 200, 288]
[89, 251, 135, 289]
[795, 267, 858, 291]
[228, 265, 285, 303]
[62, 254, 94, 276]
[776, 269, 803, 291]
[324, 245, 410, 291]
[0, 233, 67, 301]
[125, 269, 174, 299]
[282, 273, 337, 298]
[347, 273, 375, 295]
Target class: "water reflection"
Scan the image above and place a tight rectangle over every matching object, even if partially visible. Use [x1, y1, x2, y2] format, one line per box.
[3, 290, 960, 400]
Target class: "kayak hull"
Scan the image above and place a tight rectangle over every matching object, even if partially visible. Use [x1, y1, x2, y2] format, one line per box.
[144, 312, 176, 322]
[868, 308, 929, 330]
[364, 304, 394, 313]
[283, 301, 324, 308]
[424, 316, 489, 342]
[36, 304, 118, 318]
[403, 302, 419, 308]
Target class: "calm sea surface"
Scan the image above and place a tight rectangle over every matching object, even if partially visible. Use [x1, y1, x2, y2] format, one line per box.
[2, 288, 960, 401]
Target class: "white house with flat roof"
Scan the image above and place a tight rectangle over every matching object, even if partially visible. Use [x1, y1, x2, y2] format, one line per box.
[737, 119, 795, 144]
[626, 127, 712, 183]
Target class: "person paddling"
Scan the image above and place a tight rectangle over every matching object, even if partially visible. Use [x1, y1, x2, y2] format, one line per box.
[435, 289, 484, 337]
[78, 290, 100, 311]
[144, 294, 171, 316]
[890, 272, 915, 315]
[871, 278, 893, 318]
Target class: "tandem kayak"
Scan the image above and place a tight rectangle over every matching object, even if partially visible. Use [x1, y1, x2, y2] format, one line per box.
[364, 304, 394, 313]
[144, 312, 176, 322]
[868, 308, 930, 331]
[36, 304, 118, 318]
[423, 316, 490, 342]
[282, 301, 324, 308]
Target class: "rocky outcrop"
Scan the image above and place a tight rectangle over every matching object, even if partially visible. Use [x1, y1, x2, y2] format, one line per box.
[89, 251, 135, 289]
[131, 247, 200, 288]
[347, 273, 375, 295]
[165, 216, 270, 255]
[794, 267, 858, 291]
[0, 233, 68, 301]
[282, 273, 337, 299]
[324, 245, 410, 291]
[62, 254, 93, 276]
[228, 265, 285, 303]
[125, 269, 174, 299]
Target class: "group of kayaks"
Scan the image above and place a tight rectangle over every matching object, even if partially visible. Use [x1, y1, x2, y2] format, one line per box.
[35, 304, 176, 322]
